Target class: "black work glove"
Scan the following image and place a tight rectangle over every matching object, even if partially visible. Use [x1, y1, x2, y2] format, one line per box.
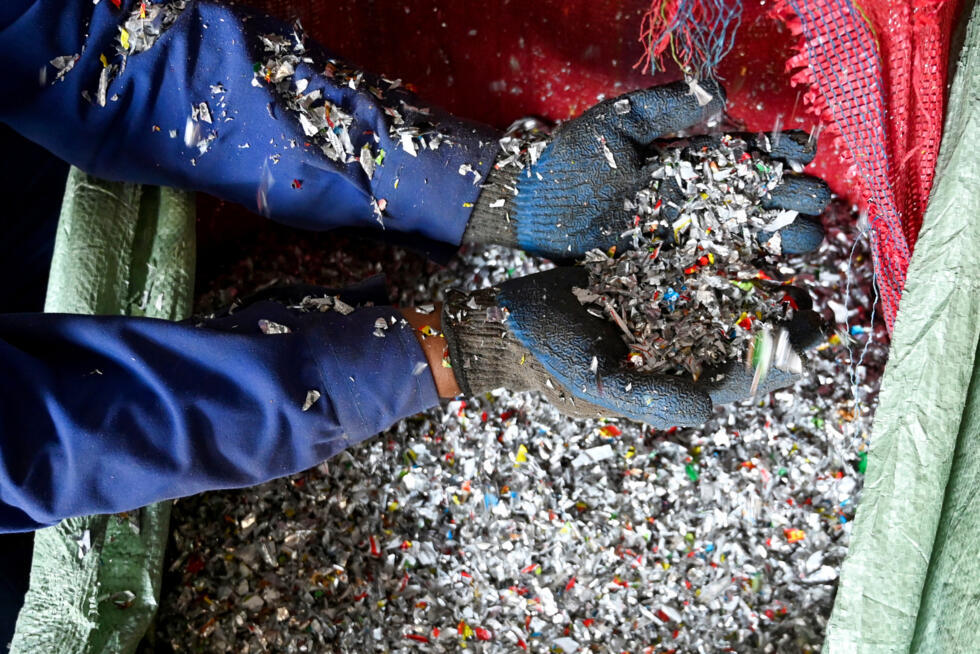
[442, 267, 823, 427]
[463, 80, 830, 260]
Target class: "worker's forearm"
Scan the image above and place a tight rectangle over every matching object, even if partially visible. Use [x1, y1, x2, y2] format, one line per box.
[0, 304, 439, 531]
[0, 0, 499, 245]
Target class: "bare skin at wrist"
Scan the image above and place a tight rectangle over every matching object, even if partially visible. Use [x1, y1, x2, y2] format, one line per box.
[400, 304, 462, 399]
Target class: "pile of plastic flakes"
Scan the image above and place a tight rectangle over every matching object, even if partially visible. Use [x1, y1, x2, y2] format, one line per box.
[157, 200, 885, 653]
[575, 136, 802, 381]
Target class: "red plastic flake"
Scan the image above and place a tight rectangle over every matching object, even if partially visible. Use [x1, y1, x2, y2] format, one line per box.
[109, 0, 121, 8]
[404, 634, 429, 643]
[655, 609, 671, 623]
[599, 425, 622, 437]
[565, 576, 576, 591]
[475, 627, 492, 641]
[292, 179, 303, 189]
[369, 535, 380, 557]
[185, 553, 205, 575]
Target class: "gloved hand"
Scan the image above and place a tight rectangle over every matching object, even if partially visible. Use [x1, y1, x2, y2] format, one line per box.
[442, 266, 824, 428]
[463, 80, 830, 260]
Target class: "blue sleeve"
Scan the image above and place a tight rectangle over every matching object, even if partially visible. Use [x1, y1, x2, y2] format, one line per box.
[0, 302, 439, 532]
[0, 0, 500, 246]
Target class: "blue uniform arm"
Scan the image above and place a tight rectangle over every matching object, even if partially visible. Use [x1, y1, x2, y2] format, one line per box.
[0, 0, 499, 245]
[0, 302, 438, 531]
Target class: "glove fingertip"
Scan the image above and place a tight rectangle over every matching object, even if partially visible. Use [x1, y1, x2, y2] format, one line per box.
[623, 80, 726, 144]
[757, 217, 825, 255]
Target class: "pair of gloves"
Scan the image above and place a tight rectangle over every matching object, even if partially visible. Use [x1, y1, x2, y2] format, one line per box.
[442, 80, 830, 428]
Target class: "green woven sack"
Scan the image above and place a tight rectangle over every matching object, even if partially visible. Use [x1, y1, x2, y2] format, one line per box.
[10, 169, 195, 654]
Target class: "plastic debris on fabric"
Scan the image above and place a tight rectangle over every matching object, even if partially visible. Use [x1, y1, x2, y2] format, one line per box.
[158, 198, 886, 653]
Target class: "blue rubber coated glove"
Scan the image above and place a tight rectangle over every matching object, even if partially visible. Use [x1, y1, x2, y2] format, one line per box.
[442, 266, 823, 428]
[463, 81, 830, 260]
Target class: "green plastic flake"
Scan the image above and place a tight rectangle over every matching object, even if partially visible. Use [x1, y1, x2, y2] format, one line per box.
[685, 463, 699, 482]
[857, 451, 868, 475]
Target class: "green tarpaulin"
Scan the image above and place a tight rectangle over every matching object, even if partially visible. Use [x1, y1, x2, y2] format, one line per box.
[9, 169, 195, 654]
[824, 2, 980, 652]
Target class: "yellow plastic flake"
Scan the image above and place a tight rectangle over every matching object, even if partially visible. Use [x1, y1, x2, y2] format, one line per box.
[785, 528, 806, 543]
[459, 620, 474, 640]
[462, 202, 474, 208]
[120, 27, 130, 50]
[99, 53, 108, 68]
[515, 444, 528, 464]
[388, 501, 399, 512]
[519, 353, 526, 365]
[419, 325, 441, 337]
[625, 446, 636, 459]
[672, 215, 692, 241]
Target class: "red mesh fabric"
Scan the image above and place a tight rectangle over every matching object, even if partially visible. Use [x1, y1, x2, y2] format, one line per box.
[770, 0, 960, 330]
[221, 0, 960, 332]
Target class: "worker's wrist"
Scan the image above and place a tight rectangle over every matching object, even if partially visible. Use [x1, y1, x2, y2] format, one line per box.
[462, 119, 552, 248]
[463, 159, 519, 248]
[399, 304, 461, 398]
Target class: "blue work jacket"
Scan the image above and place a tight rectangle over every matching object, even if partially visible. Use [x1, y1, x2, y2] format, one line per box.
[0, 0, 499, 531]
